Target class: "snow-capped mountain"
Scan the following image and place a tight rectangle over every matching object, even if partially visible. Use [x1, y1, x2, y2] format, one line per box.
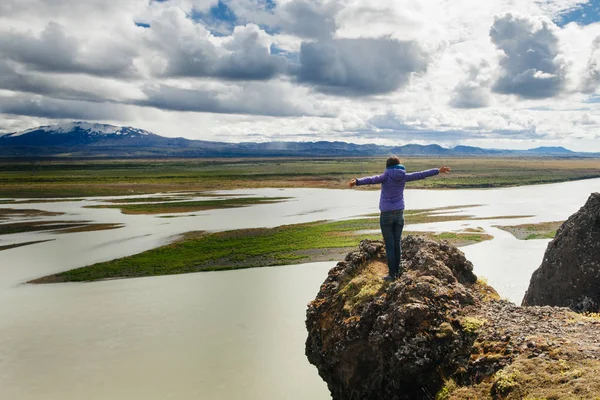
[0, 121, 595, 158]
[0, 122, 158, 146]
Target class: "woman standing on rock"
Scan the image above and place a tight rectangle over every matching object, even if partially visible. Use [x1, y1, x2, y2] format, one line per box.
[348, 156, 450, 281]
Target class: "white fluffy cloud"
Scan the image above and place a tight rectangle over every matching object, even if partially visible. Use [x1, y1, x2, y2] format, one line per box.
[1, 0, 600, 151]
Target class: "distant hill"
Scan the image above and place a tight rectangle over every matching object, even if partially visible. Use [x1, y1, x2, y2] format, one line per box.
[0, 122, 596, 158]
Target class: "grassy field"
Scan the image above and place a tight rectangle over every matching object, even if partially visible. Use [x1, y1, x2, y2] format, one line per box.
[1, 157, 600, 198]
[31, 210, 494, 283]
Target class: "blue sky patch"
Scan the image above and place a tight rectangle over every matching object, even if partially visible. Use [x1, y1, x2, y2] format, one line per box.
[208, 1, 236, 23]
[261, 24, 281, 35]
[585, 95, 600, 103]
[135, 22, 151, 28]
[189, 0, 237, 35]
[264, 0, 277, 11]
[555, 0, 600, 27]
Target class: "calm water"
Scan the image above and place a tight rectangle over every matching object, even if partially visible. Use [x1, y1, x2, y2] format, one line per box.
[1, 178, 600, 399]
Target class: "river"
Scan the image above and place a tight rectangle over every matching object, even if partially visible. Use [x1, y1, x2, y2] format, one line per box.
[1, 178, 599, 399]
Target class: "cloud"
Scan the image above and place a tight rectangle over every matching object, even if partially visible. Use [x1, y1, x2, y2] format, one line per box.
[2, 0, 600, 151]
[0, 95, 132, 120]
[0, 61, 113, 103]
[225, 0, 339, 40]
[137, 82, 328, 117]
[277, 0, 339, 39]
[149, 10, 286, 80]
[449, 61, 492, 108]
[581, 36, 600, 93]
[490, 13, 568, 99]
[295, 38, 428, 96]
[0, 22, 138, 77]
[216, 24, 288, 79]
[367, 111, 548, 142]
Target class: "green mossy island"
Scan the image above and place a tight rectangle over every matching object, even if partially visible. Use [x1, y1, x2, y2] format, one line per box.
[0, 208, 63, 220]
[86, 196, 290, 214]
[496, 221, 564, 240]
[0, 239, 54, 251]
[0, 221, 124, 235]
[30, 213, 493, 283]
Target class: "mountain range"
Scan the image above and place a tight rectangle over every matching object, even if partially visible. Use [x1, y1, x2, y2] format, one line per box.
[0, 122, 597, 158]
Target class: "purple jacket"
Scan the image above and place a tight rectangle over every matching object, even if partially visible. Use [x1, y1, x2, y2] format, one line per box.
[356, 167, 439, 211]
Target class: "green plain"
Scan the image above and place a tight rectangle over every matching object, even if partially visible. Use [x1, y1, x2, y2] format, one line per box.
[2, 157, 600, 198]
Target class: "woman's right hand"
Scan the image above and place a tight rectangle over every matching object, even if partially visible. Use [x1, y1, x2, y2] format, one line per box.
[348, 178, 357, 188]
[439, 166, 451, 173]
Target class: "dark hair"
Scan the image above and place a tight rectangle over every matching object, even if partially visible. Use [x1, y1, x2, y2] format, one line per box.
[386, 156, 400, 168]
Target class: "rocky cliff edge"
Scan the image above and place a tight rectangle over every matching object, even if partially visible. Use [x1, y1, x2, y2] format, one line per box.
[522, 192, 600, 312]
[306, 237, 600, 400]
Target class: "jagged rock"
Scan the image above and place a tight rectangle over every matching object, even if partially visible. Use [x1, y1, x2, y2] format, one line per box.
[305, 236, 483, 399]
[522, 193, 600, 312]
[306, 236, 600, 399]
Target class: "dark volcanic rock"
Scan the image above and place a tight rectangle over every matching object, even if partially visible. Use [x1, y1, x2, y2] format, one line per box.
[306, 235, 600, 399]
[522, 193, 600, 312]
[305, 236, 482, 400]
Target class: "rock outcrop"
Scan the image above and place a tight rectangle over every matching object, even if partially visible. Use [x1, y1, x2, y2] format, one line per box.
[306, 236, 600, 400]
[522, 192, 600, 312]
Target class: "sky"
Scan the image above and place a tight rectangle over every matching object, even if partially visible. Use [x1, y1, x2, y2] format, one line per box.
[1, 0, 600, 151]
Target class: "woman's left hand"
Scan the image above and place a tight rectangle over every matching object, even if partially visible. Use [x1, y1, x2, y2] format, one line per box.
[348, 178, 357, 187]
[439, 166, 451, 173]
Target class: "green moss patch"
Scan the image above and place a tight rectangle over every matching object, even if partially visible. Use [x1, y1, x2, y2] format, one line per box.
[449, 354, 600, 399]
[496, 221, 564, 240]
[85, 197, 290, 214]
[460, 316, 487, 335]
[338, 262, 388, 313]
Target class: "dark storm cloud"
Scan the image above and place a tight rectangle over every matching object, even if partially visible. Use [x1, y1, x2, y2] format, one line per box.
[0, 61, 108, 102]
[0, 22, 138, 77]
[490, 13, 568, 99]
[0, 95, 130, 120]
[294, 38, 428, 96]
[136, 84, 322, 117]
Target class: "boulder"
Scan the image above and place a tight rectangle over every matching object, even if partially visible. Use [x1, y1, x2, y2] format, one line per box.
[305, 236, 483, 399]
[522, 192, 600, 312]
[306, 236, 600, 399]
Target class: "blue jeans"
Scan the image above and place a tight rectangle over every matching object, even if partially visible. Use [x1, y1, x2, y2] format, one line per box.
[380, 210, 405, 277]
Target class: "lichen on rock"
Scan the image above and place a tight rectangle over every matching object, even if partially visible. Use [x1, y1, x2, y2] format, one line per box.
[305, 236, 485, 399]
[306, 234, 600, 399]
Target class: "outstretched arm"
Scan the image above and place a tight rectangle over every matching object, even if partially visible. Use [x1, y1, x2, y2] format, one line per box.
[348, 173, 386, 188]
[405, 166, 451, 182]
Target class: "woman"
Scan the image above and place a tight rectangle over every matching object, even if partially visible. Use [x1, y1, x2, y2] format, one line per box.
[348, 156, 451, 281]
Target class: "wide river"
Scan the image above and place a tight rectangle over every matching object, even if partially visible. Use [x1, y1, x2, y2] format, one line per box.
[1, 178, 600, 399]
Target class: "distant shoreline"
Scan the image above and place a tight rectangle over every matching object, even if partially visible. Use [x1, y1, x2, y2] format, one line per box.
[1, 157, 600, 198]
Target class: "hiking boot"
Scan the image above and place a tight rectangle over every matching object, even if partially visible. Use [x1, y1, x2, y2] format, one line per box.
[383, 275, 396, 282]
